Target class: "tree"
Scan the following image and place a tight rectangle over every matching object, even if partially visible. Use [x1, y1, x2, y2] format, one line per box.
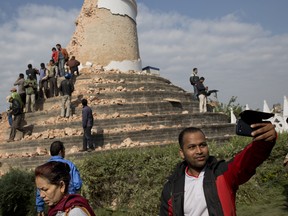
[214, 96, 243, 121]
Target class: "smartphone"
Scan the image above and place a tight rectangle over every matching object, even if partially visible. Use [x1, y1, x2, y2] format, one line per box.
[235, 110, 274, 137]
[236, 119, 255, 137]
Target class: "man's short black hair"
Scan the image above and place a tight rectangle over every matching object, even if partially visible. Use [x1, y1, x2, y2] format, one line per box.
[19, 73, 24, 78]
[50, 141, 65, 156]
[81, 98, 88, 106]
[178, 127, 205, 149]
[28, 64, 32, 69]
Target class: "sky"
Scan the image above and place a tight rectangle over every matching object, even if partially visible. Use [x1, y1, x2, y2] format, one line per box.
[0, 0, 287, 113]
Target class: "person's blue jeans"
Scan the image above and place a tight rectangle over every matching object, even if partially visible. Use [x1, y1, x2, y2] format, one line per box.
[8, 113, 12, 126]
[58, 58, 65, 77]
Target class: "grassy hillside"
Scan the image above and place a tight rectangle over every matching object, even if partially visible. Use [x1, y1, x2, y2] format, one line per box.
[0, 133, 287, 215]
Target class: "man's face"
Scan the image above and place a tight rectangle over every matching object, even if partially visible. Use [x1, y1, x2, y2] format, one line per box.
[179, 131, 209, 175]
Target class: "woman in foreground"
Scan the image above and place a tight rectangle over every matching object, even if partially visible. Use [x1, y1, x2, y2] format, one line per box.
[35, 161, 96, 216]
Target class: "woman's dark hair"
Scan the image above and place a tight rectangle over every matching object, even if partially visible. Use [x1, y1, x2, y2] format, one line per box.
[178, 127, 205, 149]
[35, 161, 70, 193]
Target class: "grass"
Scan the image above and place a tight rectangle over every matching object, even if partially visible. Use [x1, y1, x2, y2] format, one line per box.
[237, 184, 288, 216]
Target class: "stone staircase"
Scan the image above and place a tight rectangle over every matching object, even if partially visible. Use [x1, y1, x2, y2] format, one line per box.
[0, 68, 236, 170]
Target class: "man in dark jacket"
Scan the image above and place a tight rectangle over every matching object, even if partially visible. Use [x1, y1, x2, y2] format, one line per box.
[59, 73, 74, 118]
[25, 63, 39, 81]
[196, 77, 208, 113]
[189, 68, 199, 100]
[159, 124, 277, 216]
[80, 98, 94, 152]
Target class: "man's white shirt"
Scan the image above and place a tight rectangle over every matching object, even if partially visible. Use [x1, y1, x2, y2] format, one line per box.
[184, 168, 209, 216]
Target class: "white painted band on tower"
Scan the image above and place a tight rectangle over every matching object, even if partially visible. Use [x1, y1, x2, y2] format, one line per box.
[98, 0, 137, 22]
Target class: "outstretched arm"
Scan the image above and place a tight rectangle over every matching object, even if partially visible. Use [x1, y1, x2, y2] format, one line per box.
[251, 122, 277, 142]
[225, 122, 277, 186]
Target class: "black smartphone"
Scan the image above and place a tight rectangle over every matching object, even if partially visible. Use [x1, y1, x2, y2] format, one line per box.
[236, 119, 255, 137]
[235, 110, 274, 137]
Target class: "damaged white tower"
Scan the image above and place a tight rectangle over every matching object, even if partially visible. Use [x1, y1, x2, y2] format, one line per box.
[68, 0, 142, 71]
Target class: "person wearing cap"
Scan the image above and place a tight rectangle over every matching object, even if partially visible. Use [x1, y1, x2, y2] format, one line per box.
[24, 73, 37, 112]
[7, 89, 23, 128]
[59, 73, 74, 118]
[196, 77, 208, 113]
[10, 88, 24, 110]
[13, 73, 26, 106]
[7, 95, 30, 142]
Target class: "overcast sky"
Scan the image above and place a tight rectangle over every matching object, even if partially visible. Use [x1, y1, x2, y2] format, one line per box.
[0, 0, 287, 113]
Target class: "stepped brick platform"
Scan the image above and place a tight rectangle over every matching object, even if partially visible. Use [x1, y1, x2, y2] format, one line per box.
[0, 67, 236, 173]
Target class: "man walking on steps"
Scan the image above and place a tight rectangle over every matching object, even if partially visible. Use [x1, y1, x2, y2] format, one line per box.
[80, 98, 95, 152]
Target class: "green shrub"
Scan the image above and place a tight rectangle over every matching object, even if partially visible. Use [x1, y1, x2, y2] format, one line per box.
[78, 145, 181, 215]
[0, 169, 35, 216]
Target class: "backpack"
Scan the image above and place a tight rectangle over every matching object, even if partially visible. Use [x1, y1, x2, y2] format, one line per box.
[11, 99, 22, 115]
